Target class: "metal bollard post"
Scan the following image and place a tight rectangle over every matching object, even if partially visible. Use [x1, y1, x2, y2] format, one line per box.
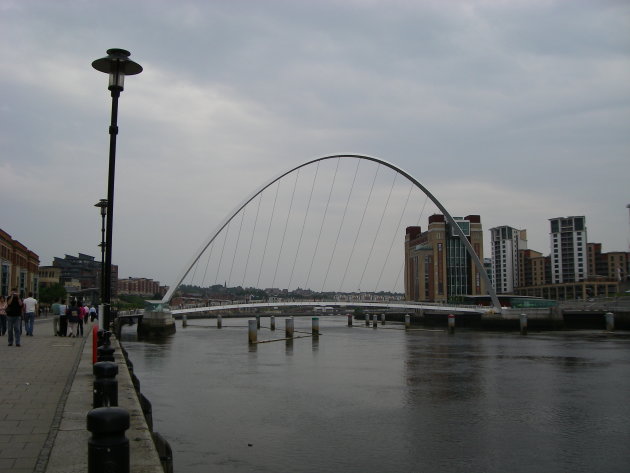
[97, 331, 115, 362]
[520, 314, 528, 335]
[447, 314, 455, 334]
[381, 313, 386, 325]
[312, 317, 319, 337]
[270, 315, 276, 331]
[405, 314, 411, 330]
[372, 314, 378, 328]
[93, 361, 118, 408]
[365, 314, 370, 326]
[87, 406, 130, 473]
[285, 317, 294, 338]
[605, 312, 614, 331]
[347, 313, 353, 327]
[182, 314, 187, 327]
[248, 320, 257, 344]
[217, 315, 222, 329]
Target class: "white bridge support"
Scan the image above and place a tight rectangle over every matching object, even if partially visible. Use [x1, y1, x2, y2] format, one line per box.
[162, 154, 502, 311]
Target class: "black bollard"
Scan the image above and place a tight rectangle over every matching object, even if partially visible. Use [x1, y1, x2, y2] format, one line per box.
[97, 344, 115, 362]
[93, 361, 118, 408]
[87, 407, 130, 473]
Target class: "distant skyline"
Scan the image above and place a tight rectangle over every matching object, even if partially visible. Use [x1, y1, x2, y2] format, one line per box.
[1, 0, 629, 290]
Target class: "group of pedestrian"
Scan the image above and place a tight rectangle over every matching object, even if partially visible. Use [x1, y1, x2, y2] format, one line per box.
[51, 298, 97, 337]
[0, 289, 98, 346]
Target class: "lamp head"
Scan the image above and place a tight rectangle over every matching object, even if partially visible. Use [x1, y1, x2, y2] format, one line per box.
[92, 48, 142, 91]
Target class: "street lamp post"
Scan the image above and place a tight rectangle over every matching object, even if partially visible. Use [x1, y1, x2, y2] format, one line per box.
[92, 49, 142, 330]
[94, 199, 108, 304]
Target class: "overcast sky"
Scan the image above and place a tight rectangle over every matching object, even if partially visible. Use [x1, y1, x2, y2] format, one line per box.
[1, 0, 629, 292]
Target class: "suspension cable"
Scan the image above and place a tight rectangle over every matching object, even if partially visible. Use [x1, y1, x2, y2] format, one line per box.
[287, 161, 320, 291]
[242, 193, 263, 288]
[227, 208, 246, 287]
[358, 171, 397, 290]
[272, 169, 300, 289]
[321, 158, 360, 291]
[256, 180, 281, 288]
[305, 158, 340, 290]
[214, 221, 230, 285]
[201, 238, 215, 288]
[392, 192, 430, 293]
[374, 182, 413, 292]
[340, 164, 380, 291]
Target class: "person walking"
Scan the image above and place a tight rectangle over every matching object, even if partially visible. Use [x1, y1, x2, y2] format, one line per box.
[67, 299, 79, 337]
[23, 292, 38, 336]
[0, 296, 7, 336]
[77, 301, 86, 336]
[51, 298, 61, 336]
[59, 299, 68, 336]
[89, 305, 97, 323]
[6, 288, 23, 347]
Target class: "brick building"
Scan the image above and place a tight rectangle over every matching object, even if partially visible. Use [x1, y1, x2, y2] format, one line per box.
[0, 228, 40, 297]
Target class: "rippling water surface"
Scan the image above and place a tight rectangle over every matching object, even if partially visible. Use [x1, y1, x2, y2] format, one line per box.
[120, 316, 630, 473]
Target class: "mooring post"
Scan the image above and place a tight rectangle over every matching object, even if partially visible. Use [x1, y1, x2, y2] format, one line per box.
[87, 407, 130, 473]
[182, 314, 187, 328]
[217, 315, 222, 329]
[256, 315, 261, 329]
[347, 313, 353, 327]
[520, 313, 528, 335]
[381, 313, 385, 325]
[312, 317, 320, 338]
[93, 361, 118, 408]
[447, 314, 455, 334]
[270, 315, 276, 331]
[372, 314, 378, 329]
[405, 314, 411, 330]
[285, 317, 294, 338]
[365, 314, 370, 326]
[605, 312, 615, 331]
[248, 319, 257, 344]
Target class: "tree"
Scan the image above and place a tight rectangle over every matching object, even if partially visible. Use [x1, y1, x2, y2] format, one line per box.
[39, 283, 66, 304]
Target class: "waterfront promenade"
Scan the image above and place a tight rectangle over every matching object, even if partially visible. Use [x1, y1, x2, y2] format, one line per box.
[0, 317, 162, 473]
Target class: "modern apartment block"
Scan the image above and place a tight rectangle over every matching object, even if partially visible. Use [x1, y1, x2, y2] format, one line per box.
[490, 226, 527, 294]
[53, 253, 118, 297]
[587, 243, 629, 281]
[0, 228, 40, 297]
[549, 216, 588, 283]
[405, 214, 485, 302]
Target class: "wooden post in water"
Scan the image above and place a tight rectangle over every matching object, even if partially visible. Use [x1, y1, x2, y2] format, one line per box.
[312, 317, 319, 338]
[365, 314, 370, 326]
[256, 315, 261, 329]
[182, 314, 187, 328]
[520, 313, 528, 335]
[270, 315, 276, 331]
[605, 312, 615, 331]
[217, 315, 222, 329]
[405, 314, 411, 330]
[447, 314, 455, 334]
[347, 313, 353, 327]
[381, 313, 385, 325]
[285, 318, 294, 338]
[248, 320, 257, 344]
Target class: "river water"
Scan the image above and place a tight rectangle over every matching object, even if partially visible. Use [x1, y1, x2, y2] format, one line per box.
[120, 316, 630, 473]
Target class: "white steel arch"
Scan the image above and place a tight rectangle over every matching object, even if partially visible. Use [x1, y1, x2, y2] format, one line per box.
[161, 154, 501, 310]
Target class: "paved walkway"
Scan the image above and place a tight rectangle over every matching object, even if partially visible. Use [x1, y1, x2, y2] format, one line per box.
[0, 317, 88, 473]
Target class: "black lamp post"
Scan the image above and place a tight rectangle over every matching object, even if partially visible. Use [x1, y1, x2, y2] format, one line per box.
[92, 49, 142, 330]
[94, 199, 108, 305]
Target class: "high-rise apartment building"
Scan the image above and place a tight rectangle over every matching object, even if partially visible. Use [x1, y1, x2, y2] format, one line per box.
[405, 214, 485, 302]
[549, 216, 587, 283]
[490, 226, 527, 293]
